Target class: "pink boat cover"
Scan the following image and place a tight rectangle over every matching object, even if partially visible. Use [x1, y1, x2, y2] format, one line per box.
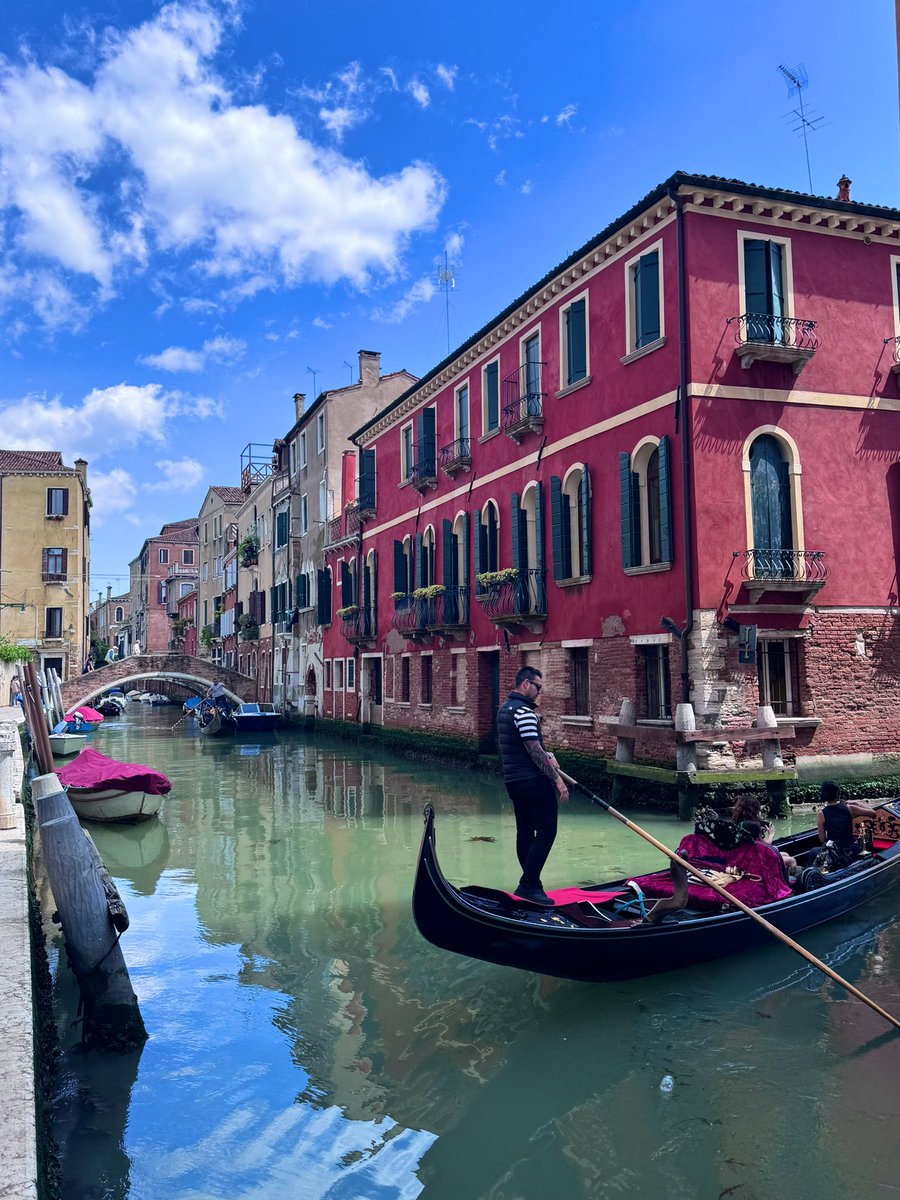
[64, 706, 105, 723]
[57, 747, 171, 795]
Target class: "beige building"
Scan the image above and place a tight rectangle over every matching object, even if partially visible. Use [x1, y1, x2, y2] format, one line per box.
[234, 459, 276, 699]
[197, 486, 244, 661]
[0, 450, 91, 679]
[90, 587, 131, 658]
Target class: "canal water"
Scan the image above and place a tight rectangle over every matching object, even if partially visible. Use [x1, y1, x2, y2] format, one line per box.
[47, 705, 900, 1200]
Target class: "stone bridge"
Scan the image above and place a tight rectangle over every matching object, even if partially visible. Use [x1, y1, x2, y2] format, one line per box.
[61, 653, 256, 712]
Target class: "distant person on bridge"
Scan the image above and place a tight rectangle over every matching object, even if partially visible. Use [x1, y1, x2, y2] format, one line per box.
[105, 646, 119, 665]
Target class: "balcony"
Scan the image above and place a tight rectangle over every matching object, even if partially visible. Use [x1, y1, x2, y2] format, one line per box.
[389, 594, 432, 642]
[346, 495, 376, 522]
[324, 505, 363, 549]
[502, 363, 545, 442]
[41, 571, 67, 584]
[727, 314, 819, 375]
[482, 568, 547, 632]
[734, 549, 827, 604]
[340, 607, 377, 647]
[426, 586, 470, 640]
[440, 438, 471, 477]
[884, 335, 900, 375]
[410, 442, 438, 493]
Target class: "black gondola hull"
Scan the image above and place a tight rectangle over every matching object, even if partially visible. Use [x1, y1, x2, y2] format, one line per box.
[412, 805, 900, 982]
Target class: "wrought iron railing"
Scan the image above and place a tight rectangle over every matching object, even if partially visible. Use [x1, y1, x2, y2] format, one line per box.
[346, 495, 376, 521]
[501, 362, 545, 436]
[728, 313, 819, 350]
[483, 569, 547, 621]
[410, 441, 437, 487]
[341, 608, 375, 642]
[428, 585, 469, 628]
[390, 594, 431, 635]
[439, 438, 471, 471]
[736, 549, 827, 582]
[884, 335, 900, 366]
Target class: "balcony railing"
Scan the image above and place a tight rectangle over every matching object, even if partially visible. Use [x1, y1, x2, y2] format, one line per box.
[727, 314, 819, 375]
[346, 495, 376, 521]
[427, 585, 470, 631]
[884, 335, 900, 373]
[410, 441, 437, 491]
[734, 549, 827, 602]
[483, 569, 547, 623]
[440, 438, 471, 475]
[390, 594, 431, 638]
[502, 362, 545, 441]
[341, 608, 376, 645]
[41, 571, 67, 584]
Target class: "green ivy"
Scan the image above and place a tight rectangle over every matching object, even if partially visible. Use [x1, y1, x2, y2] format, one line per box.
[0, 636, 31, 663]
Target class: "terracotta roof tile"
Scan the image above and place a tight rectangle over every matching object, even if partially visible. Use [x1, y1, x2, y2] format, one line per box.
[0, 450, 65, 472]
[210, 486, 245, 504]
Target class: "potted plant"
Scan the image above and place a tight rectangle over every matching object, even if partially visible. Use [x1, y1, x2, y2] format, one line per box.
[476, 567, 519, 588]
[237, 613, 259, 641]
[336, 605, 359, 621]
[238, 532, 260, 567]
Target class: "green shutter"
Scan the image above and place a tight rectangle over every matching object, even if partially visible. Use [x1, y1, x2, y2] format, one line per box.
[393, 540, 406, 597]
[580, 465, 592, 576]
[510, 493, 522, 571]
[462, 512, 470, 586]
[415, 533, 423, 590]
[550, 476, 565, 580]
[620, 452, 636, 570]
[769, 241, 785, 326]
[359, 449, 376, 509]
[371, 551, 377, 634]
[566, 299, 587, 385]
[341, 560, 351, 607]
[658, 435, 673, 564]
[473, 508, 483, 592]
[269, 585, 276, 621]
[743, 239, 769, 340]
[534, 481, 544, 573]
[442, 519, 453, 585]
[635, 251, 660, 348]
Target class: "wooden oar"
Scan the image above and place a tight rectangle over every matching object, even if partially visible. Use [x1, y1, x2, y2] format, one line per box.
[559, 771, 900, 1032]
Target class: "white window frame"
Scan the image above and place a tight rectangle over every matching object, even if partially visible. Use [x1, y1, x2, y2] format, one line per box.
[183, 549, 194, 565]
[736, 229, 796, 322]
[400, 421, 414, 482]
[324, 659, 332, 690]
[300, 430, 308, 468]
[623, 238, 665, 358]
[481, 356, 501, 436]
[346, 657, 355, 691]
[454, 381, 470, 444]
[289, 441, 297, 476]
[558, 288, 590, 392]
[300, 494, 308, 535]
[317, 412, 325, 453]
[334, 658, 345, 691]
[158, 548, 169, 565]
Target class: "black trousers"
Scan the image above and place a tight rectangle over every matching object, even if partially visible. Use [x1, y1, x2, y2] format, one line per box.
[505, 776, 558, 890]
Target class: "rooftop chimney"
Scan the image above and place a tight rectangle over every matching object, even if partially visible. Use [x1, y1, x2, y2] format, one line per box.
[293, 392, 305, 421]
[107, 585, 112, 603]
[358, 350, 380, 387]
[836, 175, 851, 203]
[74, 457, 87, 480]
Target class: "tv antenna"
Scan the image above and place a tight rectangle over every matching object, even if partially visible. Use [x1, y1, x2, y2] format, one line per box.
[437, 251, 455, 356]
[306, 366, 319, 396]
[343, 359, 354, 385]
[778, 63, 825, 193]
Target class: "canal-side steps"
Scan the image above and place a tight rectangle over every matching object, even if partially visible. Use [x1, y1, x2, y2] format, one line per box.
[0, 704, 37, 1200]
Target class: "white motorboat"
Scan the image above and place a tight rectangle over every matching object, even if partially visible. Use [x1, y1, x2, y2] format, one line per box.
[49, 730, 87, 757]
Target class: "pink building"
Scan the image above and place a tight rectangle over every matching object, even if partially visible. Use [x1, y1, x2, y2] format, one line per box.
[130, 519, 199, 653]
[321, 171, 900, 798]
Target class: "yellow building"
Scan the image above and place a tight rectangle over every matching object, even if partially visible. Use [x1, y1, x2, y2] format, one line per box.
[0, 451, 91, 680]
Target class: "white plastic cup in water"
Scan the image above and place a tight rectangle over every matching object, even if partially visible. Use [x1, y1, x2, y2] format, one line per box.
[660, 1074, 674, 1094]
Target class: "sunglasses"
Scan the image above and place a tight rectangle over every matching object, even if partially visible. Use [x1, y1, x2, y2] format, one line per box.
[529, 680, 543, 692]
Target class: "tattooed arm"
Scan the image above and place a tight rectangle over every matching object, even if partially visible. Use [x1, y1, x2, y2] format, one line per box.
[523, 740, 569, 801]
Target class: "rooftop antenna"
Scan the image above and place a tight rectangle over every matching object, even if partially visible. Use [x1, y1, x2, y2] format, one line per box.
[343, 359, 354, 385]
[306, 366, 319, 396]
[437, 251, 455, 356]
[777, 63, 825, 193]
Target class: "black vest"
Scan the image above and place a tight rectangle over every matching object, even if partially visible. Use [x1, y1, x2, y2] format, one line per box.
[822, 803, 855, 848]
[497, 691, 543, 783]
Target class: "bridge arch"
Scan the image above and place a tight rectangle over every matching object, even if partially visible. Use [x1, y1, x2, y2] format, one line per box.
[60, 654, 257, 712]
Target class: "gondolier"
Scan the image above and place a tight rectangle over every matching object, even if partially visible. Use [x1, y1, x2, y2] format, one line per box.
[498, 666, 568, 907]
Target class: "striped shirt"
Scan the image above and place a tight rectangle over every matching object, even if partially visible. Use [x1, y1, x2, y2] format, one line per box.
[512, 706, 540, 741]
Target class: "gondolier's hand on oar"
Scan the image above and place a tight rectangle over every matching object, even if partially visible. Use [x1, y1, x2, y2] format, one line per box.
[546, 752, 569, 801]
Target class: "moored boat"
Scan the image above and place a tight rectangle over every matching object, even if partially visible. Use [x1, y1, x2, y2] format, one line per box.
[63, 706, 104, 733]
[232, 702, 280, 733]
[413, 802, 900, 983]
[49, 721, 87, 757]
[56, 747, 171, 824]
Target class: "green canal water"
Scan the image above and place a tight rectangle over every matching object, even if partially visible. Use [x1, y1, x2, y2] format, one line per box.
[47, 705, 900, 1200]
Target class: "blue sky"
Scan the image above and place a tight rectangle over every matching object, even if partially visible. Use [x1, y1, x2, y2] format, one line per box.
[1, 0, 897, 593]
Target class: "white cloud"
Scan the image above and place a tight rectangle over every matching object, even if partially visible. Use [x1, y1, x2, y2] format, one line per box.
[444, 231, 464, 261]
[380, 67, 399, 91]
[0, 8, 446, 329]
[88, 467, 139, 528]
[139, 335, 246, 373]
[435, 64, 457, 90]
[372, 277, 436, 323]
[407, 79, 430, 109]
[312, 316, 332, 329]
[465, 113, 524, 152]
[520, 180, 533, 195]
[555, 103, 578, 126]
[495, 170, 506, 187]
[146, 458, 205, 491]
[0, 381, 220, 463]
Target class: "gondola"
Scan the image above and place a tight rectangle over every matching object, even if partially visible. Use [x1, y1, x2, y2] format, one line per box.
[413, 802, 900, 983]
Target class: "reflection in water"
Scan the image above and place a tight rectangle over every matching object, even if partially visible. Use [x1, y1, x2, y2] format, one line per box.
[48, 707, 900, 1199]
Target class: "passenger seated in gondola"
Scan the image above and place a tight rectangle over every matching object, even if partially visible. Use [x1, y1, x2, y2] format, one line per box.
[817, 781, 875, 869]
[731, 796, 798, 879]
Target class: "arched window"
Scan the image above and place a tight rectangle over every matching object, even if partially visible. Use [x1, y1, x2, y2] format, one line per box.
[513, 483, 546, 615]
[741, 428, 803, 580]
[620, 436, 672, 569]
[114, 606, 124, 622]
[474, 499, 500, 592]
[363, 550, 377, 636]
[552, 465, 592, 581]
[419, 526, 436, 588]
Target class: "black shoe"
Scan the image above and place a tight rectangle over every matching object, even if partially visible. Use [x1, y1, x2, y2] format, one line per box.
[514, 885, 554, 908]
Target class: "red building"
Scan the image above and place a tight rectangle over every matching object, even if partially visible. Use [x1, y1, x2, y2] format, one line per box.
[322, 172, 900, 791]
[129, 519, 199, 653]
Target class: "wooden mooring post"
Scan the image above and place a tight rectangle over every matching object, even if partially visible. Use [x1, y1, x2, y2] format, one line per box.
[32, 774, 147, 1050]
[610, 698, 636, 808]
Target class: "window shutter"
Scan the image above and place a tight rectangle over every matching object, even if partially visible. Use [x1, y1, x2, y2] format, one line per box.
[442, 519, 454, 586]
[286, 578, 292, 609]
[580, 464, 592, 577]
[415, 533, 423, 590]
[362, 557, 371, 615]
[743, 239, 768, 320]
[550, 477, 566, 581]
[359, 449, 376, 509]
[341, 560, 352, 607]
[534, 481, 545, 573]
[636, 251, 660, 348]
[295, 575, 303, 608]
[620, 452, 636, 569]
[393, 540, 406, 598]
[485, 362, 499, 430]
[41, 548, 49, 579]
[316, 571, 326, 623]
[769, 241, 785, 323]
[566, 299, 587, 385]
[371, 551, 377, 634]
[510, 493, 522, 571]
[62, 489, 69, 515]
[462, 512, 470, 587]
[270, 585, 277, 621]
[415, 408, 436, 474]
[473, 509, 483, 592]
[658, 435, 673, 564]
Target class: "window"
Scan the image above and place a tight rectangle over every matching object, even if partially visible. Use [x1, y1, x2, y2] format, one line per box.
[449, 654, 459, 706]
[742, 237, 786, 341]
[114, 606, 124, 622]
[570, 647, 590, 715]
[216, 557, 222, 577]
[276, 510, 289, 548]
[421, 656, 433, 705]
[324, 659, 332, 690]
[482, 360, 499, 434]
[42, 547, 67, 582]
[203, 600, 208, 625]
[290, 441, 297, 476]
[521, 332, 542, 415]
[46, 488, 68, 517]
[560, 294, 588, 388]
[400, 656, 411, 702]
[551, 465, 592, 581]
[202, 563, 208, 581]
[159, 548, 169, 564]
[203, 522, 208, 544]
[334, 658, 344, 690]
[454, 383, 469, 448]
[180, 582, 193, 598]
[420, 526, 435, 588]
[183, 549, 194, 565]
[300, 495, 308, 534]
[158, 581, 167, 605]
[474, 500, 500, 591]
[641, 645, 671, 720]
[625, 242, 663, 355]
[401, 422, 414, 482]
[747, 433, 795, 575]
[317, 412, 325, 453]
[620, 437, 673, 570]
[44, 607, 63, 638]
[759, 638, 801, 716]
[300, 431, 307, 467]
[346, 658, 356, 691]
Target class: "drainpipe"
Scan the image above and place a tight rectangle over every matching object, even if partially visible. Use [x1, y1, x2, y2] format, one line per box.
[667, 184, 695, 704]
